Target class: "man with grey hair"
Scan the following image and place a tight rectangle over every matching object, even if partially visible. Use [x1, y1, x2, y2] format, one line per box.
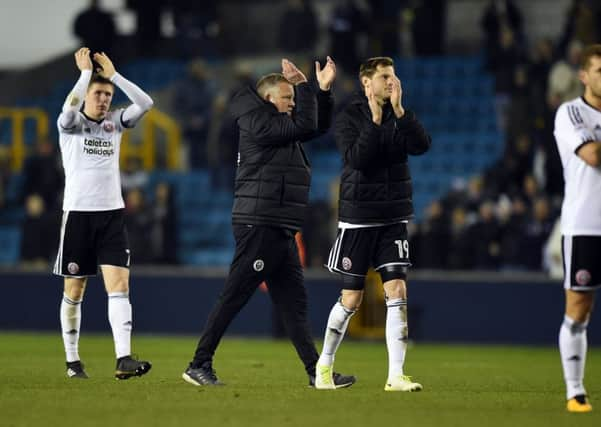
[183, 57, 356, 388]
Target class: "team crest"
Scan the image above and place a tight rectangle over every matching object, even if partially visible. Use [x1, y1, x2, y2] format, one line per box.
[103, 121, 115, 133]
[67, 262, 80, 274]
[253, 259, 264, 272]
[342, 257, 352, 271]
[575, 269, 591, 286]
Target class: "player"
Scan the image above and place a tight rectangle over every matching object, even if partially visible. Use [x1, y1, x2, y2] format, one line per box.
[54, 47, 153, 379]
[314, 57, 431, 391]
[553, 43, 601, 413]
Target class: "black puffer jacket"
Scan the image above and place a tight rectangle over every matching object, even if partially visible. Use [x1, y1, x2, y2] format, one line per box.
[230, 82, 333, 230]
[335, 93, 431, 223]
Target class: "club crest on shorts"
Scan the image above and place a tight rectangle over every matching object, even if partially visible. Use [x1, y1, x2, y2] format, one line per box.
[103, 121, 114, 133]
[253, 259, 264, 272]
[575, 269, 591, 286]
[342, 257, 352, 271]
[67, 262, 79, 274]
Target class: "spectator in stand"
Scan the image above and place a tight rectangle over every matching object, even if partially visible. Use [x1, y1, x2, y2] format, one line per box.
[529, 38, 555, 118]
[468, 200, 501, 269]
[487, 26, 526, 131]
[123, 188, 154, 264]
[279, 0, 318, 55]
[20, 194, 60, 266]
[481, 0, 524, 60]
[206, 65, 254, 190]
[21, 139, 64, 211]
[446, 206, 471, 269]
[486, 133, 534, 196]
[303, 197, 335, 267]
[150, 182, 177, 264]
[171, 1, 220, 58]
[506, 65, 536, 140]
[366, 0, 403, 56]
[558, 0, 601, 56]
[548, 40, 584, 109]
[416, 201, 449, 269]
[410, 0, 447, 55]
[73, 0, 116, 55]
[173, 60, 215, 168]
[531, 40, 578, 199]
[499, 196, 528, 270]
[127, 0, 163, 56]
[463, 175, 486, 214]
[520, 197, 555, 270]
[328, 0, 368, 72]
[120, 156, 148, 193]
[522, 174, 541, 208]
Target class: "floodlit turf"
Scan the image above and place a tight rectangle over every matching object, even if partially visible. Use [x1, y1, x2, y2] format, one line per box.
[0, 333, 599, 427]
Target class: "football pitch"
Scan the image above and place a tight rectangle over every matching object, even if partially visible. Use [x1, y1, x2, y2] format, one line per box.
[1, 333, 599, 427]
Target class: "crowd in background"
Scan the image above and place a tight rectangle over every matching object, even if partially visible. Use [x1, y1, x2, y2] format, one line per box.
[412, 0, 601, 272]
[1, 0, 601, 271]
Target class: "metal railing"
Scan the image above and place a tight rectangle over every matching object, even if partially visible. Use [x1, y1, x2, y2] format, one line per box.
[0, 107, 49, 171]
[120, 108, 182, 170]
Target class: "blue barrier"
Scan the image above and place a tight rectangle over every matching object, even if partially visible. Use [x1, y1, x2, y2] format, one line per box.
[1, 270, 599, 345]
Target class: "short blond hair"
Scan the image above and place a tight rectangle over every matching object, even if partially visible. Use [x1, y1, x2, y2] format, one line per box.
[256, 73, 291, 99]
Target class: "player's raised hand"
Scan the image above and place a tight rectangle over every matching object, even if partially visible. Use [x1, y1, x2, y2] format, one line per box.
[391, 75, 405, 118]
[93, 52, 116, 79]
[316, 56, 336, 91]
[281, 58, 307, 85]
[74, 47, 93, 71]
[390, 75, 403, 108]
[365, 84, 382, 125]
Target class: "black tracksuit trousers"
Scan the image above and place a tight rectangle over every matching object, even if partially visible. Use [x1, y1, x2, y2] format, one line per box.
[191, 225, 319, 377]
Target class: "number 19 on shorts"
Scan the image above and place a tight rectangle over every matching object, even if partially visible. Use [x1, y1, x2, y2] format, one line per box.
[394, 239, 409, 260]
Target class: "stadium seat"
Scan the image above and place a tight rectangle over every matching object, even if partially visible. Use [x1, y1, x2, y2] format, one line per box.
[0, 227, 21, 265]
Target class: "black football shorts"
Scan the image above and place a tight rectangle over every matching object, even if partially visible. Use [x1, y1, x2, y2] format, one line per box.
[53, 209, 130, 277]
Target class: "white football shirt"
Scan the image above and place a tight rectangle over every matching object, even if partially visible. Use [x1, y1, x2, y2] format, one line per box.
[554, 97, 601, 235]
[57, 110, 127, 211]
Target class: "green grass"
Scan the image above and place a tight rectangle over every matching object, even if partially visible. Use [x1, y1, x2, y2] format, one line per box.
[0, 333, 599, 427]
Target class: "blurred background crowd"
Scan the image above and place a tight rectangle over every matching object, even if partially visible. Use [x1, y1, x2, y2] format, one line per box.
[1, 0, 599, 274]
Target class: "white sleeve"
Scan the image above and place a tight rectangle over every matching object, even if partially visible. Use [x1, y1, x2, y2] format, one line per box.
[110, 72, 154, 128]
[58, 69, 92, 132]
[554, 103, 595, 154]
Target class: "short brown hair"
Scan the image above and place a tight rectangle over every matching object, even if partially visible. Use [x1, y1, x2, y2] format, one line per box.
[88, 73, 114, 91]
[359, 57, 394, 81]
[256, 73, 291, 98]
[580, 44, 601, 70]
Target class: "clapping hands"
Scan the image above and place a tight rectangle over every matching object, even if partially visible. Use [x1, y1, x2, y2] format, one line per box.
[315, 56, 336, 91]
[281, 59, 307, 85]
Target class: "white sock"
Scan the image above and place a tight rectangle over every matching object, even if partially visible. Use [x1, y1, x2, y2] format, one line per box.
[60, 294, 82, 363]
[108, 292, 132, 359]
[318, 302, 355, 366]
[386, 298, 408, 379]
[559, 315, 588, 399]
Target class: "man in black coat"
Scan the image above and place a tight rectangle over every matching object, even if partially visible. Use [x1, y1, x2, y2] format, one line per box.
[314, 57, 431, 391]
[183, 57, 355, 388]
